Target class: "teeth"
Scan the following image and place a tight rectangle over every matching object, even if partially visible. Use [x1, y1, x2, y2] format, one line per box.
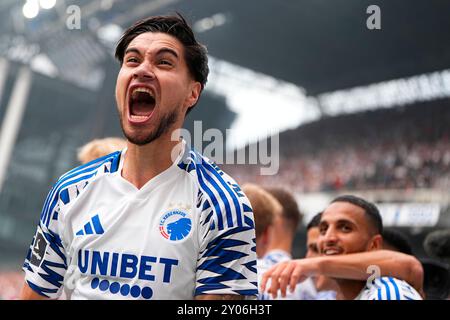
[132, 87, 154, 97]
[130, 115, 149, 120]
[325, 249, 340, 255]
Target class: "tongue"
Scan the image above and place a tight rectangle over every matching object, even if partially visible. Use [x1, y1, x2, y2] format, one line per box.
[132, 101, 154, 116]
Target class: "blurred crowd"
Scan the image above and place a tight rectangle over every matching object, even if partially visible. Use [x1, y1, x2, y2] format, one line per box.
[228, 102, 450, 193]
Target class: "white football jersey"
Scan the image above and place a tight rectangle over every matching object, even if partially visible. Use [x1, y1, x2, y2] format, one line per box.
[355, 277, 422, 300]
[257, 250, 320, 300]
[23, 141, 258, 299]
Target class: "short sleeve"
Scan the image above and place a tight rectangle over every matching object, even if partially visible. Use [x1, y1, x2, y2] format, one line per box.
[22, 182, 68, 299]
[194, 170, 258, 297]
[371, 277, 422, 300]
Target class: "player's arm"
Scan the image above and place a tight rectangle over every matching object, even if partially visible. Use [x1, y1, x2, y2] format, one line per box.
[20, 282, 50, 300]
[195, 294, 246, 300]
[315, 250, 423, 294]
[21, 180, 69, 300]
[194, 178, 258, 299]
[261, 250, 423, 298]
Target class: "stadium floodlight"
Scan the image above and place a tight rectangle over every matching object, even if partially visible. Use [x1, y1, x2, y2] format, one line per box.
[193, 13, 228, 33]
[23, 0, 40, 19]
[39, 0, 56, 10]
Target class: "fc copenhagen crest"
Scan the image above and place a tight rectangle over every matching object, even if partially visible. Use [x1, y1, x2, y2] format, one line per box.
[159, 209, 192, 242]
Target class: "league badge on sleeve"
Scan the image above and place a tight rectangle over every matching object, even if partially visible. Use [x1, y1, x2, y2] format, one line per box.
[30, 226, 48, 267]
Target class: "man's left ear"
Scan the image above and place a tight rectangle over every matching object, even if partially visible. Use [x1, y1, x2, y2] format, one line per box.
[184, 82, 201, 110]
[368, 234, 383, 251]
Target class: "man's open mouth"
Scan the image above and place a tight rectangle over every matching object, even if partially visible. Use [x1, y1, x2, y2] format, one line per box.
[128, 87, 156, 122]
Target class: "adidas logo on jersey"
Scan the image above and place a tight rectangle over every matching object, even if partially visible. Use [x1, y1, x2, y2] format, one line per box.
[76, 214, 104, 236]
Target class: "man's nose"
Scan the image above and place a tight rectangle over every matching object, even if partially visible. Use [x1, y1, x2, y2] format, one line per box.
[323, 227, 338, 244]
[132, 61, 155, 80]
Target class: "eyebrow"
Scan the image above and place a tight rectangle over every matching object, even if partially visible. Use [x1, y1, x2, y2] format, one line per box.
[124, 47, 179, 59]
[155, 47, 179, 59]
[336, 219, 356, 226]
[319, 219, 356, 227]
[124, 47, 141, 56]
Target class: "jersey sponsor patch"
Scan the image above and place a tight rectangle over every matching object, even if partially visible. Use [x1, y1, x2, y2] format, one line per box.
[159, 209, 192, 242]
[30, 226, 47, 267]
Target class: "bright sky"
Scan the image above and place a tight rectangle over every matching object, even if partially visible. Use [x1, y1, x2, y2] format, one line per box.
[206, 56, 320, 150]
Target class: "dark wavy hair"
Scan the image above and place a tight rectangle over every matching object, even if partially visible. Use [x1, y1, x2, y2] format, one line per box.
[115, 13, 209, 111]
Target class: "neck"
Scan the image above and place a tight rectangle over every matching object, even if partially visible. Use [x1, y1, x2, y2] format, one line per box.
[267, 228, 293, 254]
[316, 275, 340, 293]
[335, 279, 366, 300]
[266, 239, 292, 255]
[121, 134, 182, 189]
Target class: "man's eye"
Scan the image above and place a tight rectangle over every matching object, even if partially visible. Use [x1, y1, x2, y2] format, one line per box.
[341, 225, 352, 232]
[159, 60, 173, 66]
[126, 57, 139, 63]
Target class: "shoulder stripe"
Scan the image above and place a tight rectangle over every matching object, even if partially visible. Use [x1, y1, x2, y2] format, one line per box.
[377, 286, 382, 300]
[200, 157, 243, 228]
[195, 160, 234, 229]
[388, 277, 401, 300]
[379, 277, 391, 300]
[188, 155, 225, 230]
[40, 153, 120, 227]
[41, 160, 106, 224]
[42, 172, 97, 227]
[59, 151, 120, 181]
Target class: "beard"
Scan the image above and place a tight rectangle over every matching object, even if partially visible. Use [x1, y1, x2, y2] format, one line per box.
[119, 110, 178, 146]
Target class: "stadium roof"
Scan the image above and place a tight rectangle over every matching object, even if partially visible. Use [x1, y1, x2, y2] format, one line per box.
[1, 0, 449, 95]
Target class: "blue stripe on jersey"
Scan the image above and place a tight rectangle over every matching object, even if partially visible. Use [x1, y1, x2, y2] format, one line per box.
[203, 238, 249, 257]
[38, 260, 66, 289]
[195, 172, 225, 230]
[195, 283, 229, 295]
[380, 277, 391, 300]
[59, 151, 120, 181]
[388, 277, 401, 300]
[197, 226, 253, 288]
[199, 155, 243, 228]
[234, 288, 258, 295]
[243, 260, 257, 274]
[43, 229, 67, 266]
[41, 162, 104, 226]
[377, 286, 382, 300]
[183, 153, 224, 230]
[202, 198, 211, 211]
[188, 151, 233, 225]
[41, 153, 119, 227]
[26, 280, 58, 298]
[110, 151, 121, 172]
[60, 189, 70, 205]
[202, 210, 214, 227]
[47, 152, 118, 205]
[244, 215, 254, 228]
[195, 163, 234, 229]
[43, 171, 98, 227]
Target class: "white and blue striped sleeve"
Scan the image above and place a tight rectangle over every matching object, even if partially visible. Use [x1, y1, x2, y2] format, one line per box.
[192, 160, 258, 297]
[22, 181, 68, 299]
